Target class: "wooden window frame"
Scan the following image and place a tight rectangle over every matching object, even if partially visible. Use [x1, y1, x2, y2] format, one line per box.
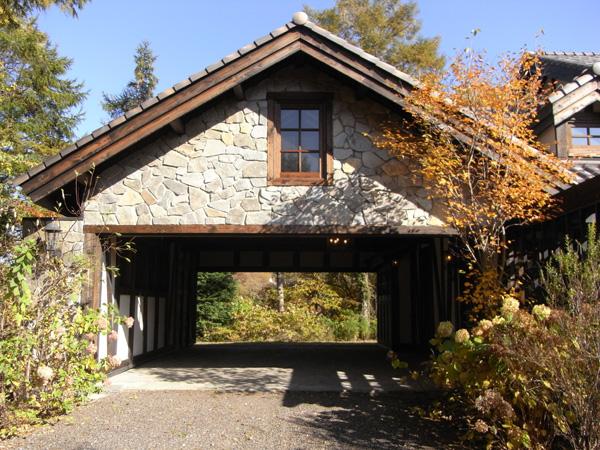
[267, 92, 333, 185]
[569, 123, 600, 157]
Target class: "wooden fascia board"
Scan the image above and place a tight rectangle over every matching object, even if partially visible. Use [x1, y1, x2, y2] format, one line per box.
[536, 81, 599, 134]
[83, 224, 457, 236]
[299, 33, 411, 98]
[23, 30, 408, 203]
[552, 81, 600, 126]
[554, 91, 600, 126]
[552, 80, 598, 116]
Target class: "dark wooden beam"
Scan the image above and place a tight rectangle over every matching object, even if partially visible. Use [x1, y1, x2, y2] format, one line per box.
[169, 118, 185, 135]
[82, 224, 457, 236]
[233, 84, 245, 100]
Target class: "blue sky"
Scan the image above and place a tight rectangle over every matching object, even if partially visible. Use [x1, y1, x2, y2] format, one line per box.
[36, 0, 600, 138]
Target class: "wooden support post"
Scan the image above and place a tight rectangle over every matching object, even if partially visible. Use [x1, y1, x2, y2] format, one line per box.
[83, 233, 103, 308]
[555, 122, 570, 158]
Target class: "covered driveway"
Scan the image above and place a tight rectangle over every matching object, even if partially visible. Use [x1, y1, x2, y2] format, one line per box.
[108, 342, 428, 394]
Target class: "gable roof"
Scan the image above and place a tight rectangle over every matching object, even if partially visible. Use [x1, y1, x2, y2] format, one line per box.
[534, 52, 600, 196]
[536, 51, 600, 134]
[14, 12, 417, 205]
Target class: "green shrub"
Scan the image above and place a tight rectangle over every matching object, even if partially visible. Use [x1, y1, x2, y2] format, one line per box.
[206, 297, 332, 342]
[0, 240, 129, 437]
[332, 312, 361, 341]
[196, 272, 237, 338]
[422, 225, 600, 449]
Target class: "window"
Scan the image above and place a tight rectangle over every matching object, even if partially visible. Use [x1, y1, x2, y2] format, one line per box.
[571, 126, 600, 147]
[267, 93, 332, 185]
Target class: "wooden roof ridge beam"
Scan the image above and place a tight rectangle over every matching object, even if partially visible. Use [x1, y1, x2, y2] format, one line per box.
[82, 224, 458, 236]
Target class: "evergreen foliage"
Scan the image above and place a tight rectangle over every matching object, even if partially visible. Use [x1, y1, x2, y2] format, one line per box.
[196, 272, 237, 338]
[0, 0, 86, 219]
[0, 20, 85, 179]
[304, 0, 445, 76]
[0, 0, 88, 26]
[102, 41, 158, 119]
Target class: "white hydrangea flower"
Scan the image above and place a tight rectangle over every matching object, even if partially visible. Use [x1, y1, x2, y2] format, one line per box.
[36, 365, 54, 383]
[501, 296, 520, 319]
[454, 328, 470, 344]
[436, 321, 454, 338]
[532, 304, 551, 321]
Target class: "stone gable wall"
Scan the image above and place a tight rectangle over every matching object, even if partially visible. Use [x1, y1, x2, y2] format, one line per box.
[84, 65, 444, 227]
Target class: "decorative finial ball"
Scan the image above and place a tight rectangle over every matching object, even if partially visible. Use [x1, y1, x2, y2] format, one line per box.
[593, 61, 600, 76]
[292, 11, 309, 25]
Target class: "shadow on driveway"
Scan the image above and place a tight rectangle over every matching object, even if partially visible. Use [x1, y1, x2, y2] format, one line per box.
[110, 342, 432, 398]
[7, 344, 468, 449]
[285, 391, 466, 449]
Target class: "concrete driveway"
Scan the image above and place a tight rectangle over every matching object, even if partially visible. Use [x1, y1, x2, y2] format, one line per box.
[4, 344, 468, 449]
[109, 342, 428, 393]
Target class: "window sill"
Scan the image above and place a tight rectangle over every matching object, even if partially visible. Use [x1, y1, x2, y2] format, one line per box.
[569, 146, 600, 158]
[267, 177, 331, 186]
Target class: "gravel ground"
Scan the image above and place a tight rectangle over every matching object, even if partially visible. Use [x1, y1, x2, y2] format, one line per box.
[1, 390, 465, 450]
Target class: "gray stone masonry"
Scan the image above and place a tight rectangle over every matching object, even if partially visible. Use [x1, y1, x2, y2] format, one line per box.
[84, 65, 444, 228]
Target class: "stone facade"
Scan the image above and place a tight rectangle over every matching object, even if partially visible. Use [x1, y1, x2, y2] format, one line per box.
[84, 65, 444, 228]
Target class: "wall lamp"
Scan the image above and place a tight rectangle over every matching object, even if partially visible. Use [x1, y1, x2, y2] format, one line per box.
[44, 220, 62, 257]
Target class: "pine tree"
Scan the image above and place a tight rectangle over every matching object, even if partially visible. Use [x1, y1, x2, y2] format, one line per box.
[0, 20, 85, 179]
[304, 0, 445, 76]
[102, 41, 158, 119]
[0, 0, 87, 219]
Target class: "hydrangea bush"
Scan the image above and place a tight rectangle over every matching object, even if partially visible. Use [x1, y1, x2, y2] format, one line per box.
[428, 295, 599, 449]
[422, 226, 600, 449]
[0, 239, 133, 437]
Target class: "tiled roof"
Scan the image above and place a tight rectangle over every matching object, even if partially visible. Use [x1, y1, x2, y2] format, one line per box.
[568, 159, 600, 185]
[13, 14, 417, 187]
[540, 51, 600, 82]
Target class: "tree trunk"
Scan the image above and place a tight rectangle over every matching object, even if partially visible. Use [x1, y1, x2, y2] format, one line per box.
[276, 272, 285, 312]
[358, 272, 371, 322]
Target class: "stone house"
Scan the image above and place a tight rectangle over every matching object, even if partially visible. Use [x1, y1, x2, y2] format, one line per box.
[12, 12, 469, 367]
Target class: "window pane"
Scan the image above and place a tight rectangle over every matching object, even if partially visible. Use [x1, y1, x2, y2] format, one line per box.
[282, 131, 299, 150]
[300, 131, 319, 150]
[590, 128, 600, 136]
[301, 153, 320, 172]
[301, 109, 319, 129]
[591, 138, 600, 146]
[573, 137, 589, 146]
[572, 127, 588, 136]
[281, 109, 299, 129]
[281, 152, 299, 172]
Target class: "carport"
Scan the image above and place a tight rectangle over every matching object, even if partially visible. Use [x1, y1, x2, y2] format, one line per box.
[87, 228, 461, 371]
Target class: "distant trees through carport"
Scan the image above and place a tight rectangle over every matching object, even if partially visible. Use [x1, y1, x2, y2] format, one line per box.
[195, 272, 377, 342]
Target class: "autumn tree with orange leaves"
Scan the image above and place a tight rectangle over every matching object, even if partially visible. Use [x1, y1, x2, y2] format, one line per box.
[375, 49, 573, 317]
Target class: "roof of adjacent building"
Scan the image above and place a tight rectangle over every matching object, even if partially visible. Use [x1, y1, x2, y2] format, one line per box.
[540, 51, 600, 82]
[536, 51, 600, 144]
